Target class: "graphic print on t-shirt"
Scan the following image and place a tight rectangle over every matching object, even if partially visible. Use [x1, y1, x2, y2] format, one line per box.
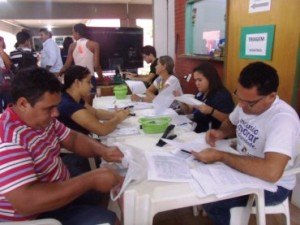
[236, 119, 259, 152]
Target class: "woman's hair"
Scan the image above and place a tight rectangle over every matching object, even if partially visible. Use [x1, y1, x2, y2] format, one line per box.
[63, 37, 73, 51]
[0, 36, 6, 49]
[63, 65, 91, 91]
[159, 55, 174, 74]
[193, 62, 224, 98]
[73, 23, 89, 38]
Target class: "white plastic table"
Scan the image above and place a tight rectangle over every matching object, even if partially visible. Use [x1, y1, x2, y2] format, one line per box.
[93, 96, 266, 225]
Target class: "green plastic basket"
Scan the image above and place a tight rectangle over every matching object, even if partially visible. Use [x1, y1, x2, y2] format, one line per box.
[114, 85, 128, 99]
[139, 116, 172, 134]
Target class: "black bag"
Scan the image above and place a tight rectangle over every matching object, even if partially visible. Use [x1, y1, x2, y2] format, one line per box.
[0, 67, 14, 93]
[15, 49, 37, 72]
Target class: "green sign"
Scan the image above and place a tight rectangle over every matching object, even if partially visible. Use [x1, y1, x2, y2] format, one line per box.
[240, 25, 275, 60]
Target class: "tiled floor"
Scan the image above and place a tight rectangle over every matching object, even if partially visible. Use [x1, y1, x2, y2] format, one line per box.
[152, 202, 300, 225]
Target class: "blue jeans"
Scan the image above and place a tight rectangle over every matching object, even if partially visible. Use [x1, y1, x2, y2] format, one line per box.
[61, 154, 105, 205]
[203, 186, 291, 225]
[38, 203, 116, 225]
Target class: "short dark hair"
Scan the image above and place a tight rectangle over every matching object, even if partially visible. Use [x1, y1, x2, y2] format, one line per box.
[239, 62, 279, 95]
[73, 23, 88, 38]
[159, 55, 174, 75]
[16, 31, 31, 45]
[63, 65, 90, 91]
[39, 28, 52, 38]
[11, 67, 62, 106]
[141, 45, 156, 58]
[193, 62, 224, 98]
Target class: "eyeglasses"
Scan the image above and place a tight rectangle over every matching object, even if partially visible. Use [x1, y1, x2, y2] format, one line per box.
[233, 90, 266, 108]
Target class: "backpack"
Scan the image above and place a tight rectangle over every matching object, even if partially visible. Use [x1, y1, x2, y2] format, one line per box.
[15, 49, 37, 72]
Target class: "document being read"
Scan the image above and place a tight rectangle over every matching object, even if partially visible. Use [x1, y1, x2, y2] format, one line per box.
[146, 151, 193, 182]
[125, 80, 147, 95]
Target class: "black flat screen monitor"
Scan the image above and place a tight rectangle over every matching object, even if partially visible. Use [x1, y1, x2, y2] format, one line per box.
[87, 27, 144, 71]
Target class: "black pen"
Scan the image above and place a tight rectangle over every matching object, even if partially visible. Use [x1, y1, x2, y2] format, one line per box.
[124, 105, 134, 110]
[180, 149, 192, 154]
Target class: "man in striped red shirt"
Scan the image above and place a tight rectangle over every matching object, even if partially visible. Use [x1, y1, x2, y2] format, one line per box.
[0, 68, 123, 225]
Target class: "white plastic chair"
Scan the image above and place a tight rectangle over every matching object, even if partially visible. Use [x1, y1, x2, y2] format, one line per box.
[0, 218, 62, 225]
[230, 141, 300, 225]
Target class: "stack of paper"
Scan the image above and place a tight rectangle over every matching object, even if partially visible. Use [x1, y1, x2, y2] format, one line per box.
[104, 125, 140, 138]
[190, 163, 277, 198]
[146, 151, 193, 182]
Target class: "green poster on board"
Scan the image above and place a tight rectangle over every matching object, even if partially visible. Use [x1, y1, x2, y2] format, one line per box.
[240, 25, 275, 60]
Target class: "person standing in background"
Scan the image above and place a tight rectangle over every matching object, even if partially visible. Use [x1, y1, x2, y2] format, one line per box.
[61, 36, 73, 64]
[59, 23, 102, 97]
[0, 36, 13, 112]
[39, 28, 63, 76]
[9, 31, 38, 71]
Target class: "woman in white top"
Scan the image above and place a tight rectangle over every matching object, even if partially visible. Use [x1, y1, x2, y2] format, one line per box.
[131, 55, 182, 102]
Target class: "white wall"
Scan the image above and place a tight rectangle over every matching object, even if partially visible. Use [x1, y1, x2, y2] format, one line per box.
[0, 21, 21, 53]
[153, 0, 175, 59]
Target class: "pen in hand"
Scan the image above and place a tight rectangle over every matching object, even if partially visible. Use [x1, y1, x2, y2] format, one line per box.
[180, 149, 192, 154]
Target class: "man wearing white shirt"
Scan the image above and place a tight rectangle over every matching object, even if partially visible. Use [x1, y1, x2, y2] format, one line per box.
[192, 62, 300, 225]
[39, 28, 63, 75]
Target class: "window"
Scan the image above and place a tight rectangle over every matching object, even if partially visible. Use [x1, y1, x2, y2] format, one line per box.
[136, 19, 153, 74]
[185, 0, 226, 55]
[136, 19, 153, 46]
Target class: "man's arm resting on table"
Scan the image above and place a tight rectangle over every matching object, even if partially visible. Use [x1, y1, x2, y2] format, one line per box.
[4, 168, 121, 215]
[193, 150, 290, 183]
[61, 130, 123, 162]
[132, 72, 156, 84]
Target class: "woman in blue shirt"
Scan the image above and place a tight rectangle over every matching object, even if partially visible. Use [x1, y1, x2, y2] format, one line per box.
[180, 62, 235, 133]
[58, 65, 129, 178]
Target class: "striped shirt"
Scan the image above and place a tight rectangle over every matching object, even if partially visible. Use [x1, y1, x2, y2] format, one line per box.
[0, 107, 70, 221]
[9, 47, 38, 70]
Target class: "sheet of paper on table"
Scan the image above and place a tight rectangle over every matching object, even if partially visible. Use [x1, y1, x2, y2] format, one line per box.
[103, 125, 140, 138]
[136, 108, 178, 117]
[190, 162, 277, 198]
[146, 151, 193, 182]
[105, 100, 153, 111]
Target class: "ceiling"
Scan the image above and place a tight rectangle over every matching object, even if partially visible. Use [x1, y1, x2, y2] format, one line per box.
[1, 0, 152, 29]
